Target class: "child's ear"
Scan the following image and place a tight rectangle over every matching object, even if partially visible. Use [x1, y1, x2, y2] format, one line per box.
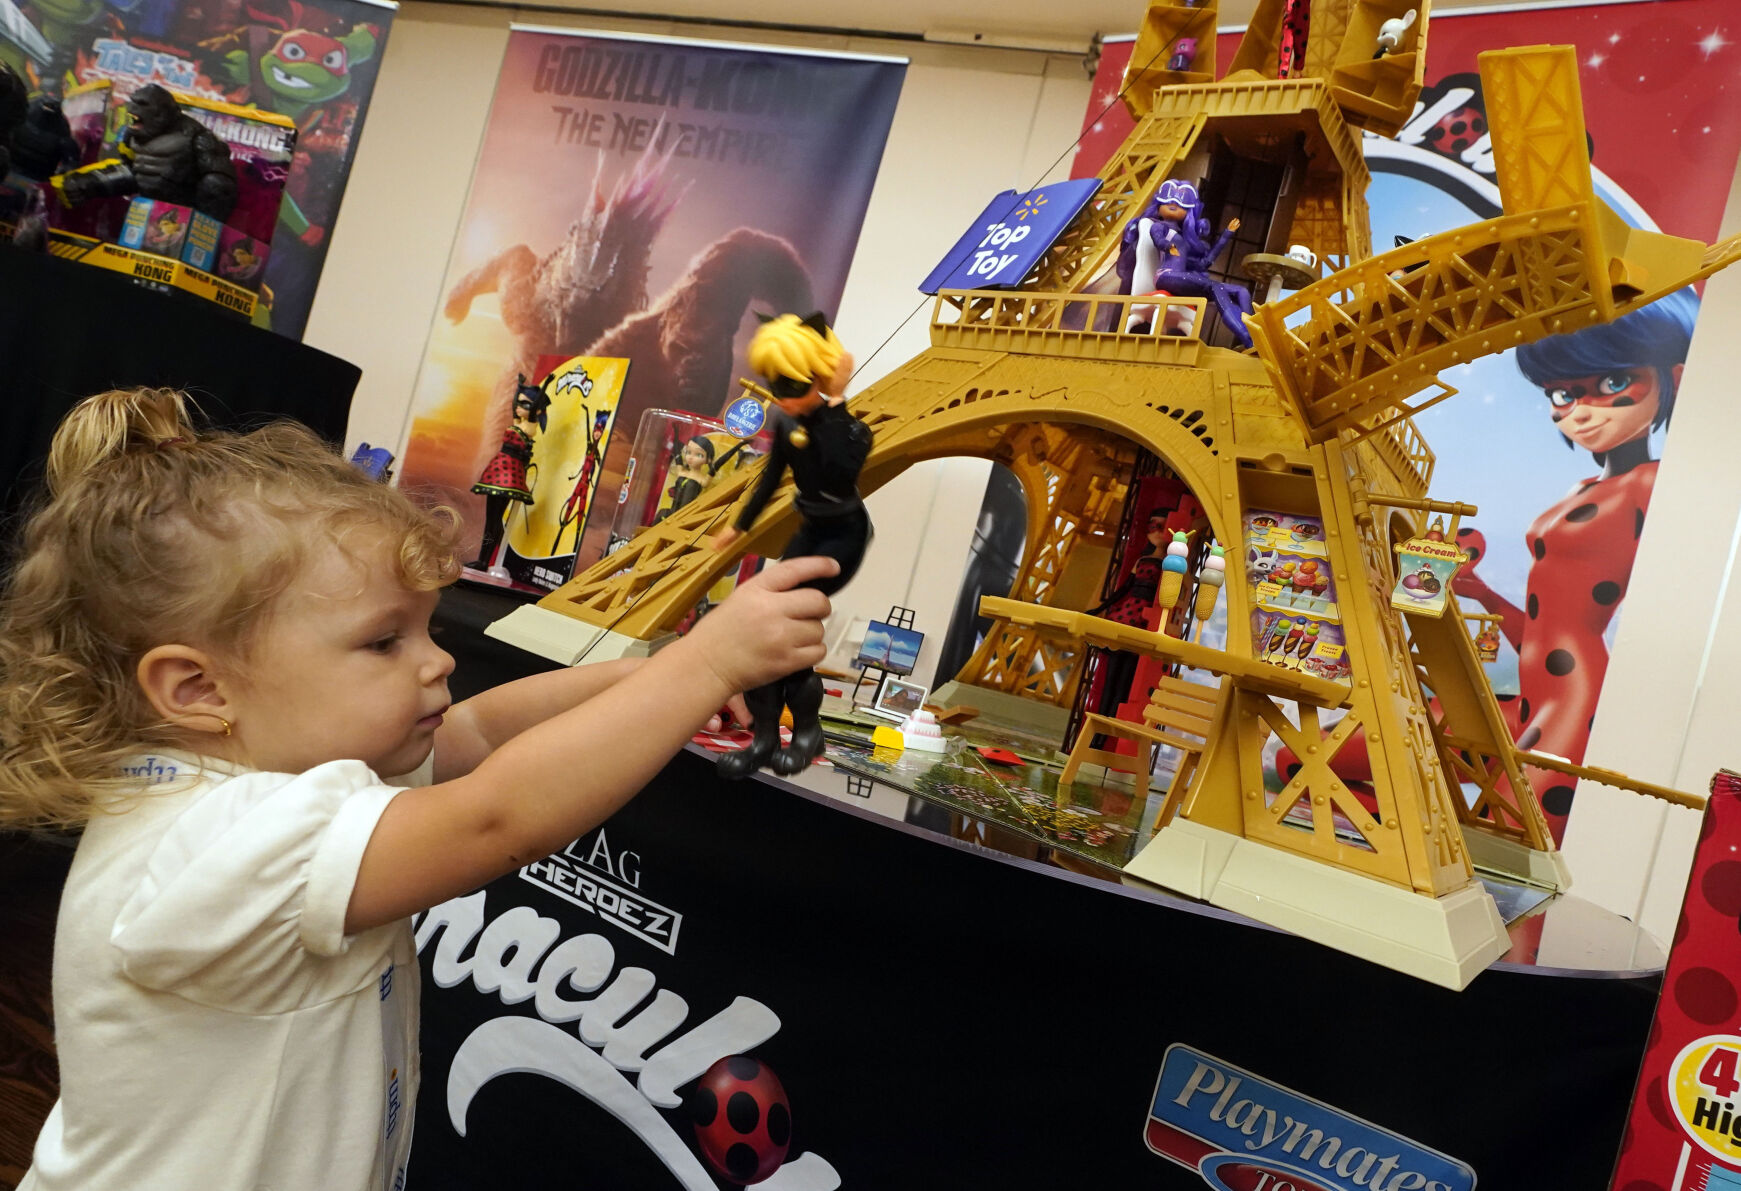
[136, 645, 230, 736]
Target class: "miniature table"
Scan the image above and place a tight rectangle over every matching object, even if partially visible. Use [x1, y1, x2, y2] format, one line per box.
[1242, 250, 1321, 303]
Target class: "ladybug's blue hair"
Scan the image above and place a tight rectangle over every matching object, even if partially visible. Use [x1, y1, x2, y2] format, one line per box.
[1515, 287, 1699, 431]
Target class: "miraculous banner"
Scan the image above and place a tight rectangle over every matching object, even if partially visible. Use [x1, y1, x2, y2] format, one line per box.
[3, 0, 396, 338]
[395, 29, 904, 576]
[1073, 0, 1741, 843]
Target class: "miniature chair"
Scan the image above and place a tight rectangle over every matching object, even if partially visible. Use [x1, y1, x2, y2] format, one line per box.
[1059, 675, 1220, 832]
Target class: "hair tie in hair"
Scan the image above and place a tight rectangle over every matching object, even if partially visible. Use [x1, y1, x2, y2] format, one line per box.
[155, 437, 189, 450]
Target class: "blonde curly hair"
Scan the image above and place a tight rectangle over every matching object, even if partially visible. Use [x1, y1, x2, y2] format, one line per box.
[0, 388, 462, 830]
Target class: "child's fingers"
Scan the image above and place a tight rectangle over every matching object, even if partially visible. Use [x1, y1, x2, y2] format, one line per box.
[754, 555, 840, 591]
[778, 588, 833, 621]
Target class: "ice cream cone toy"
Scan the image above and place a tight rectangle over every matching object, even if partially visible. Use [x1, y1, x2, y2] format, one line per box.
[1262, 616, 1293, 658]
[1193, 543, 1225, 623]
[1158, 531, 1191, 615]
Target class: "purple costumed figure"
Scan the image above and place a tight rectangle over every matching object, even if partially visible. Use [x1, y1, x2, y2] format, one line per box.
[1116, 178, 1255, 349]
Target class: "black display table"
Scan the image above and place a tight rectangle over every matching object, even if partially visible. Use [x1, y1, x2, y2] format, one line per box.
[410, 604, 1661, 1191]
[0, 248, 358, 526]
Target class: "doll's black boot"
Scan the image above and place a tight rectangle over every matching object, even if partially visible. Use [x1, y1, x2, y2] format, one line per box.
[773, 669, 827, 776]
[716, 682, 784, 780]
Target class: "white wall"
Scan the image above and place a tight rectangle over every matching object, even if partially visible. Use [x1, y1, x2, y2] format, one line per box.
[1561, 160, 1741, 947]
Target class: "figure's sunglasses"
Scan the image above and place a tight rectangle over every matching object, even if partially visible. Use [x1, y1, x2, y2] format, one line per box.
[1544, 369, 1650, 410]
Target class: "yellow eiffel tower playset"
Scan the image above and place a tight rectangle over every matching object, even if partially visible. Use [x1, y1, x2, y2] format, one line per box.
[489, 0, 1741, 989]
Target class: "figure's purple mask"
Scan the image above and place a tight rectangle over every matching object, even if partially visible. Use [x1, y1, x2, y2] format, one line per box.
[1154, 178, 1201, 211]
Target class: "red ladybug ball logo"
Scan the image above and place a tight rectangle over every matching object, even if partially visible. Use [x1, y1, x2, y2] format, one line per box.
[1424, 105, 1487, 158]
[687, 1055, 791, 1184]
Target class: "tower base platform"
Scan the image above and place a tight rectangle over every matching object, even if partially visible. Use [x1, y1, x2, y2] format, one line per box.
[1126, 819, 1510, 990]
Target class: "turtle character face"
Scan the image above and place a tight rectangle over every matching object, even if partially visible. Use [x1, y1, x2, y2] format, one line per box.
[31, 0, 103, 36]
[264, 30, 354, 105]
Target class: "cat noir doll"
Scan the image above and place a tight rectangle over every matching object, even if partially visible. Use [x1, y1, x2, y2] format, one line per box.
[471, 375, 551, 570]
[711, 313, 872, 778]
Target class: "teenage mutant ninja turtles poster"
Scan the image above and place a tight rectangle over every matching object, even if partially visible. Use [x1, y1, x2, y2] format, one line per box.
[2, 0, 394, 337]
[1071, 0, 1741, 843]
[394, 28, 904, 573]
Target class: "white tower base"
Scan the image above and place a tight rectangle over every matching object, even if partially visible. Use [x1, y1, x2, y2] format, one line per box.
[1126, 819, 1510, 990]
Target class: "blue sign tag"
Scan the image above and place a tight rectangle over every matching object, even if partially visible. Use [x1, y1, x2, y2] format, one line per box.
[724, 397, 767, 439]
[1145, 1045, 1476, 1191]
[920, 177, 1102, 294]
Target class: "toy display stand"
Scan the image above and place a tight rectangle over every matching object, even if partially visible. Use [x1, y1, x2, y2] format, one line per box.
[376, 587, 1667, 1191]
[403, 601, 1668, 1190]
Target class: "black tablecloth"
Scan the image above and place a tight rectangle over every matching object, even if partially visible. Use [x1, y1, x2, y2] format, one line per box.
[0, 248, 358, 531]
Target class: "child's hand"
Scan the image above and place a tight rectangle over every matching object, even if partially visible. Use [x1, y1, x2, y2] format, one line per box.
[705, 694, 752, 733]
[688, 556, 837, 693]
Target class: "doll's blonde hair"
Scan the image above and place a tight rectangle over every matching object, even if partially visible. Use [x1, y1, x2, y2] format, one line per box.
[747, 313, 843, 387]
[0, 388, 462, 830]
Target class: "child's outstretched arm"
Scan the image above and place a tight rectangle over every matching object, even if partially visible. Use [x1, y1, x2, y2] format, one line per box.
[344, 555, 837, 933]
[435, 663, 751, 778]
[432, 657, 646, 781]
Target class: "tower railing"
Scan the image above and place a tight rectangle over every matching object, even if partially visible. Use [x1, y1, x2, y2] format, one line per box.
[931, 287, 1210, 365]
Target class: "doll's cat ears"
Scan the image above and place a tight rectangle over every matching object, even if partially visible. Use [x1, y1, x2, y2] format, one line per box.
[752, 310, 835, 334]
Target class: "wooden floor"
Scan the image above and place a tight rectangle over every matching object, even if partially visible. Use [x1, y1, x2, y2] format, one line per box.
[0, 833, 68, 1190]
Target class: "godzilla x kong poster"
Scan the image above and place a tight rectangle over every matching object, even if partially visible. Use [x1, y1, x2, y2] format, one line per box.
[1074, 0, 1741, 844]
[396, 28, 905, 576]
[1, 0, 395, 338]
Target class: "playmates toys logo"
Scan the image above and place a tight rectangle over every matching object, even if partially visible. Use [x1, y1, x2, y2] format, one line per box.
[519, 828, 682, 954]
[1146, 1046, 1476, 1191]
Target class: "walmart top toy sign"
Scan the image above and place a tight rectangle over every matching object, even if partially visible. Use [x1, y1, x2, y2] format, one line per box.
[920, 177, 1101, 294]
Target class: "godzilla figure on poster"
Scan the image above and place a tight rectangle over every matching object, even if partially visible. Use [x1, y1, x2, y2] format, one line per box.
[395, 31, 903, 572]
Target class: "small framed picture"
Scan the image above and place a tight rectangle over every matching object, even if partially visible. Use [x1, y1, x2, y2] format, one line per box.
[870, 676, 928, 721]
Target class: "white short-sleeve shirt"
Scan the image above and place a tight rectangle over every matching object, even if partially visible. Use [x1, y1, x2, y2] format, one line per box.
[21, 751, 431, 1191]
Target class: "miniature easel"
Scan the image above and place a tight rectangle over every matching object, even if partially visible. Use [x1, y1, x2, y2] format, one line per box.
[851, 605, 919, 705]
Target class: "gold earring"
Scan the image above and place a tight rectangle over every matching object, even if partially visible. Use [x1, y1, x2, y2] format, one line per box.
[217, 716, 232, 737]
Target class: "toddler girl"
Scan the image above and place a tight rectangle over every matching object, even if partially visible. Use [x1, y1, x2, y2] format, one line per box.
[0, 388, 835, 1191]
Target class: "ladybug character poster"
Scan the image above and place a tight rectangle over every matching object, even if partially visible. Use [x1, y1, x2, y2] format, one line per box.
[1076, 0, 1741, 843]
[1, 0, 395, 338]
